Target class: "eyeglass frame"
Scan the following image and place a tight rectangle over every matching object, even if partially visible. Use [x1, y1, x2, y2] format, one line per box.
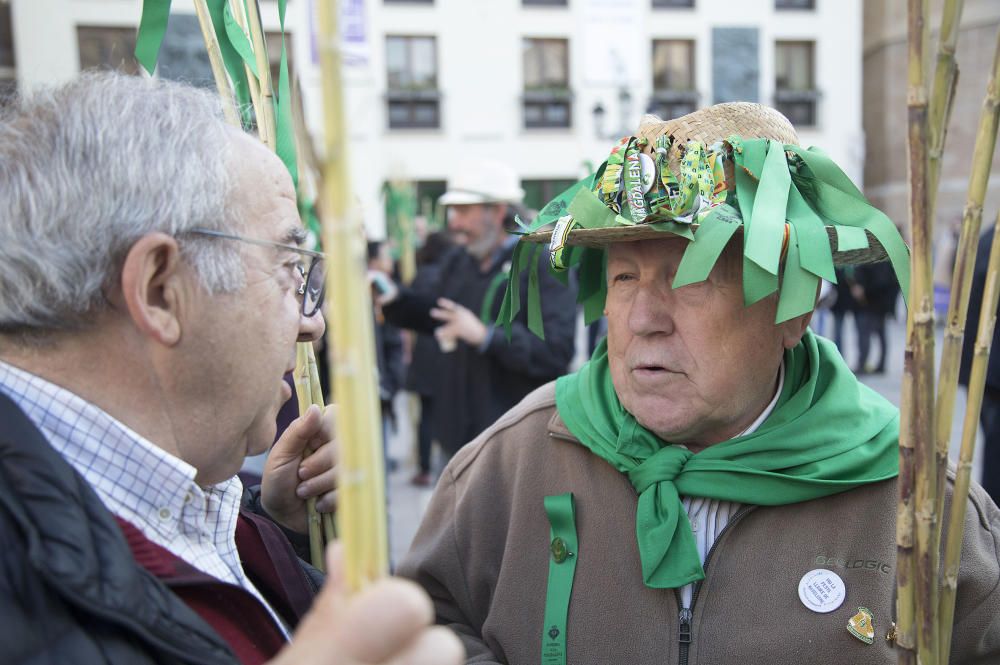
[186, 227, 326, 317]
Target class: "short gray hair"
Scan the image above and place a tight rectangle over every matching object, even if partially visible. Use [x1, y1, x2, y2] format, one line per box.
[0, 71, 247, 338]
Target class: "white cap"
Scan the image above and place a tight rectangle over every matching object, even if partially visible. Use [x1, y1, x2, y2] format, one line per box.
[438, 159, 525, 206]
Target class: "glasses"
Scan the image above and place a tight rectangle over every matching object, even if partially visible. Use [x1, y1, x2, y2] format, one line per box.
[188, 228, 326, 317]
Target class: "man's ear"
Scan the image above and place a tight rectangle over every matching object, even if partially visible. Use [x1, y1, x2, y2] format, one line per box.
[779, 309, 814, 349]
[119, 233, 186, 347]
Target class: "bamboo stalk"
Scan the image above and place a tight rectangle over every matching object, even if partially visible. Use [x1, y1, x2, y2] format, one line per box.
[294, 344, 326, 570]
[305, 344, 338, 542]
[900, 1, 936, 663]
[939, 213, 1000, 657]
[243, 0, 277, 150]
[191, 0, 242, 127]
[227, 0, 265, 140]
[926, 0, 965, 223]
[938, 33, 1000, 660]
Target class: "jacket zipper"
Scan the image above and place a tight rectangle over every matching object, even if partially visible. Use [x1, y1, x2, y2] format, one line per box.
[675, 505, 755, 665]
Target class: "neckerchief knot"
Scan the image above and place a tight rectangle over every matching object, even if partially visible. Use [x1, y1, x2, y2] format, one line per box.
[627, 446, 692, 493]
[555, 332, 899, 589]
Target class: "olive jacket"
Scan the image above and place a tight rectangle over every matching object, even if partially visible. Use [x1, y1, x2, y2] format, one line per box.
[399, 383, 1000, 664]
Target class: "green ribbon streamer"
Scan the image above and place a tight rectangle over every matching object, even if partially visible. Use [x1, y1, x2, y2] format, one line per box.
[135, 0, 172, 75]
[274, 0, 298, 188]
[673, 204, 742, 288]
[785, 186, 836, 283]
[480, 268, 511, 325]
[578, 248, 606, 325]
[527, 244, 545, 339]
[555, 331, 899, 589]
[776, 224, 820, 322]
[208, 0, 253, 127]
[221, 2, 258, 78]
[541, 494, 579, 665]
[745, 139, 790, 277]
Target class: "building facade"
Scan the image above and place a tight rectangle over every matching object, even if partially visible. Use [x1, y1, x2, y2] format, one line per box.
[5, 0, 861, 237]
[864, 0, 1000, 245]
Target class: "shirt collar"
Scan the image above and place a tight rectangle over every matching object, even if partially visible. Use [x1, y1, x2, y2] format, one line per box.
[0, 360, 233, 543]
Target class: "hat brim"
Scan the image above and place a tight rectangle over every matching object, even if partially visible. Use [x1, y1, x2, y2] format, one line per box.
[522, 223, 890, 266]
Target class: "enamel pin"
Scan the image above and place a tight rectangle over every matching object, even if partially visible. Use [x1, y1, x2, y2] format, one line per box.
[847, 607, 875, 644]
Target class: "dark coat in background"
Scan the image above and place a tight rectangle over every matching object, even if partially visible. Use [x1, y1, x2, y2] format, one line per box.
[383, 242, 577, 456]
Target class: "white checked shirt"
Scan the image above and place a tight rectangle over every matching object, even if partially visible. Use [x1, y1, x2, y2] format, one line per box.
[677, 362, 785, 609]
[0, 360, 288, 635]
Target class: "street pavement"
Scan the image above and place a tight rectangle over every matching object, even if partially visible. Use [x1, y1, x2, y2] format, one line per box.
[384, 313, 987, 566]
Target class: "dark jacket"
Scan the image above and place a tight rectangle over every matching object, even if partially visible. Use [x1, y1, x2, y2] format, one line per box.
[383, 241, 576, 456]
[0, 390, 318, 664]
[959, 228, 1000, 392]
[854, 261, 899, 317]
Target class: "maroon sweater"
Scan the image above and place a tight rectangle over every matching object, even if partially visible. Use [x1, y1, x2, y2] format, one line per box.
[114, 511, 317, 664]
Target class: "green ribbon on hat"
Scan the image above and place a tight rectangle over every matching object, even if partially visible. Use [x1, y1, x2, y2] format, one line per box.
[496, 134, 911, 339]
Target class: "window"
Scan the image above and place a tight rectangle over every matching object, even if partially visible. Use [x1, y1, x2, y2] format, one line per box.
[775, 40, 819, 126]
[523, 179, 576, 212]
[386, 36, 440, 129]
[776, 0, 815, 8]
[653, 0, 695, 7]
[650, 39, 697, 119]
[524, 0, 568, 5]
[77, 26, 140, 75]
[385, 0, 433, 3]
[523, 38, 571, 129]
[0, 2, 15, 104]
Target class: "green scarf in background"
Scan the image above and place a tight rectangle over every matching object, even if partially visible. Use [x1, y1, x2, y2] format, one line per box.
[555, 331, 899, 589]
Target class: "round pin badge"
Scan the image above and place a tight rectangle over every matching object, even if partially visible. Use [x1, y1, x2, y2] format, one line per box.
[797, 568, 846, 613]
[639, 153, 656, 193]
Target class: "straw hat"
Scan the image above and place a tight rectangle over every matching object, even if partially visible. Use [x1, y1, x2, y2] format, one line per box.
[494, 102, 910, 331]
[522, 102, 895, 268]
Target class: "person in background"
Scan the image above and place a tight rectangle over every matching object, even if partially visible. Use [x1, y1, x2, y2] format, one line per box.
[0, 72, 461, 665]
[852, 260, 899, 375]
[399, 103, 1000, 664]
[373, 161, 577, 461]
[960, 226, 1000, 505]
[403, 230, 452, 486]
[368, 240, 405, 471]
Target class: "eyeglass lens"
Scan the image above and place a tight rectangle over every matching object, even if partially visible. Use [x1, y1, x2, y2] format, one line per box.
[303, 257, 325, 316]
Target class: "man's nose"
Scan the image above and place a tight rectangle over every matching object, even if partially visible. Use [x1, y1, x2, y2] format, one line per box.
[298, 309, 326, 343]
[627, 282, 675, 337]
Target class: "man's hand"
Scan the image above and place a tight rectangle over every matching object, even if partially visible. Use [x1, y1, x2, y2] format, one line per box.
[268, 545, 464, 665]
[431, 298, 488, 348]
[261, 404, 338, 534]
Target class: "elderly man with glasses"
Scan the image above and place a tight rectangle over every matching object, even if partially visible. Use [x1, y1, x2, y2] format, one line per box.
[0, 73, 460, 665]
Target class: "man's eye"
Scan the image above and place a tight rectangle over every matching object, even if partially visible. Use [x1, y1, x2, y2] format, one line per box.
[611, 273, 635, 284]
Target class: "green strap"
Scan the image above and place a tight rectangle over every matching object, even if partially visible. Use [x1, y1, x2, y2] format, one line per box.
[480, 268, 511, 324]
[542, 493, 579, 665]
[135, 0, 172, 75]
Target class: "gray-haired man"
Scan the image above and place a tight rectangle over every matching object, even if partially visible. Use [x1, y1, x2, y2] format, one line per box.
[0, 72, 460, 665]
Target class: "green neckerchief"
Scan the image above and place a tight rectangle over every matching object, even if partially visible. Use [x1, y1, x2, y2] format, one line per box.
[554, 330, 899, 589]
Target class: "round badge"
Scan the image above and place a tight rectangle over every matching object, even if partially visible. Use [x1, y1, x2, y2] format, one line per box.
[639, 153, 656, 193]
[797, 568, 846, 613]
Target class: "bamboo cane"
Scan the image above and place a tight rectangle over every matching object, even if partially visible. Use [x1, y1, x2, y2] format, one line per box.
[294, 344, 326, 570]
[317, 0, 390, 590]
[243, 0, 276, 151]
[930, 23, 1000, 665]
[926, 0, 965, 224]
[899, 1, 936, 663]
[305, 345, 339, 542]
[191, 0, 241, 127]
[938, 35, 1000, 660]
[939, 212, 1000, 656]
[227, 0, 265, 140]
